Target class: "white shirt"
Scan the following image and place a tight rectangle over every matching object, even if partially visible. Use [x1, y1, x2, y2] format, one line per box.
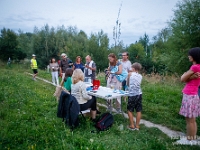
[121, 60, 132, 72]
[129, 72, 142, 96]
[71, 81, 92, 104]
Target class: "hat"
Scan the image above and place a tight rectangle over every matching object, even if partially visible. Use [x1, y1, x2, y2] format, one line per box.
[61, 53, 67, 57]
[32, 54, 36, 57]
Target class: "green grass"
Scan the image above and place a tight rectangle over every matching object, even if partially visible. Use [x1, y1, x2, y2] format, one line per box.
[0, 63, 200, 149]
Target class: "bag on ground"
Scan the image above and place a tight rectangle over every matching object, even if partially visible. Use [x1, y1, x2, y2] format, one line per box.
[95, 112, 114, 131]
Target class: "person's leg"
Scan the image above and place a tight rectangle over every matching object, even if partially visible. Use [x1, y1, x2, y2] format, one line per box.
[52, 72, 55, 85]
[127, 96, 136, 128]
[135, 112, 141, 129]
[80, 96, 97, 119]
[33, 69, 38, 80]
[186, 117, 196, 140]
[127, 110, 135, 128]
[135, 94, 142, 129]
[115, 80, 122, 111]
[122, 80, 126, 91]
[55, 72, 59, 85]
[116, 97, 121, 112]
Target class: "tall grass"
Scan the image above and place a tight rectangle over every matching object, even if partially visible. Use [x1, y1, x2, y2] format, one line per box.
[0, 64, 199, 149]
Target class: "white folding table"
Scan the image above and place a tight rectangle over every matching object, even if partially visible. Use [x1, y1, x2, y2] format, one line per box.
[87, 86, 128, 113]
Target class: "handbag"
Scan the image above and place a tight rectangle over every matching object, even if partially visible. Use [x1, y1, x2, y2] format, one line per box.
[53, 86, 69, 101]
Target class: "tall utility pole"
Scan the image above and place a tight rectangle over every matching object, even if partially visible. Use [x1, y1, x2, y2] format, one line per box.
[113, 2, 123, 50]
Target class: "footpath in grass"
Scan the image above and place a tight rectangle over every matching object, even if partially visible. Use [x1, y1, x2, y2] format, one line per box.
[0, 65, 200, 149]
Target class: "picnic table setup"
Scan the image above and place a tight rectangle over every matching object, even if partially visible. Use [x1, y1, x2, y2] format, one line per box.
[85, 79, 129, 113]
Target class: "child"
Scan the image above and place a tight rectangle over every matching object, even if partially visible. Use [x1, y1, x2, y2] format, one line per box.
[176, 47, 200, 145]
[126, 62, 142, 131]
[60, 68, 73, 93]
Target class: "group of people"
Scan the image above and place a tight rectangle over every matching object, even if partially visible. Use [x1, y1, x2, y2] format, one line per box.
[31, 47, 200, 145]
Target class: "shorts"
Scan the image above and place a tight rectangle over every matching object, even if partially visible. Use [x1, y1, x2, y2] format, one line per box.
[127, 94, 142, 112]
[32, 69, 38, 74]
[179, 94, 200, 118]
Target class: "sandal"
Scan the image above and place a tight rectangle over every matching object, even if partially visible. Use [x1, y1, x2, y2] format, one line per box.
[127, 126, 135, 131]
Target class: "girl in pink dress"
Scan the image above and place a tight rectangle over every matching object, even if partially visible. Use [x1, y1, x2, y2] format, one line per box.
[178, 47, 200, 143]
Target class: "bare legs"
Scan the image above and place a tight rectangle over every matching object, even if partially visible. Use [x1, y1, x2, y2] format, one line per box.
[33, 73, 38, 80]
[186, 117, 197, 140]
[91, 110, 97, 119]
[128, 111, 141, 129]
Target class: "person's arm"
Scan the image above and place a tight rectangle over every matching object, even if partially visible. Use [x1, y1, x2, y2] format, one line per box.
[128, 61, 132, 72]
[181, 70, 194, 82]
[60, 80, 64, 86]
[68, 59, 73, 67]
[59, 61, 62, 74]
[186, 72, 200, 81]
[115, 64, 122, 75]
[126, 72, 131, 86]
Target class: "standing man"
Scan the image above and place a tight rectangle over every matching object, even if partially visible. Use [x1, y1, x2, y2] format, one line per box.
[31, 54, 38, 80]
[59, 53, 73, 81]
[121, 52, 132, 90]
[84, 55, 96, 83]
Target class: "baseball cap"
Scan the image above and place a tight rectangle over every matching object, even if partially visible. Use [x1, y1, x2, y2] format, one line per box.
[32, 54, 36, 57]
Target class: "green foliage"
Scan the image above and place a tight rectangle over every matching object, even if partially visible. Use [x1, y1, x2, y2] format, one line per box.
[88, 30, 109, 71]
[127, 42, 145, 63]
[166, 0, 200, 74]
[151, 0, 200, 74]
[1, 66, 200, 149]
[0, 28, 26, 61]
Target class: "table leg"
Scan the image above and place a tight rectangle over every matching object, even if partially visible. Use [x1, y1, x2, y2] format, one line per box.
[106, 99, 113, 113]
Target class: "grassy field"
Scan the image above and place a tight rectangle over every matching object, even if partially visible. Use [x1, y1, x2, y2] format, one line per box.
[0, 62, 200, 150]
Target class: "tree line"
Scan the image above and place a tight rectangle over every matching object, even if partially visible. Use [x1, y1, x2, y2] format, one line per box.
[0, 0, 199, 74]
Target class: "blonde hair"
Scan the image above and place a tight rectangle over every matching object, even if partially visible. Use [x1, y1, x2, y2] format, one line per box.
[72, 69, 84, 84]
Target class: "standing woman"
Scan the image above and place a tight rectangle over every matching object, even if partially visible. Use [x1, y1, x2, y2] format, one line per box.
[49, 58, 59, 86]
[176, 47, 200, 145]
[107, 53, 128, 112]
[73, 56, 85, 72]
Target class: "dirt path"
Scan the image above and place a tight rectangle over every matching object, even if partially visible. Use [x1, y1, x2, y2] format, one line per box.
[26, 72, 185, 138]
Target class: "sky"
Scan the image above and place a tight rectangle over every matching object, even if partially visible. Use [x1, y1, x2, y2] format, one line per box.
[0, 0, 179, 46]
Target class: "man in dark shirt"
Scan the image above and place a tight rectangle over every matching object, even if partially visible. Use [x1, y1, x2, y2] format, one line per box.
[59, 53, 73, 81]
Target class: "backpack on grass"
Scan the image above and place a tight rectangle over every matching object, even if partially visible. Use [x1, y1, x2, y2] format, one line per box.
[95, 112, 114, 131]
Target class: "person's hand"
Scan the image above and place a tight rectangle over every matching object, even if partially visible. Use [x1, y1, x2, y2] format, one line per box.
[189, 72, 200, 81]
[85, 64, 89, 68]
[193, 72, 200, 78]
